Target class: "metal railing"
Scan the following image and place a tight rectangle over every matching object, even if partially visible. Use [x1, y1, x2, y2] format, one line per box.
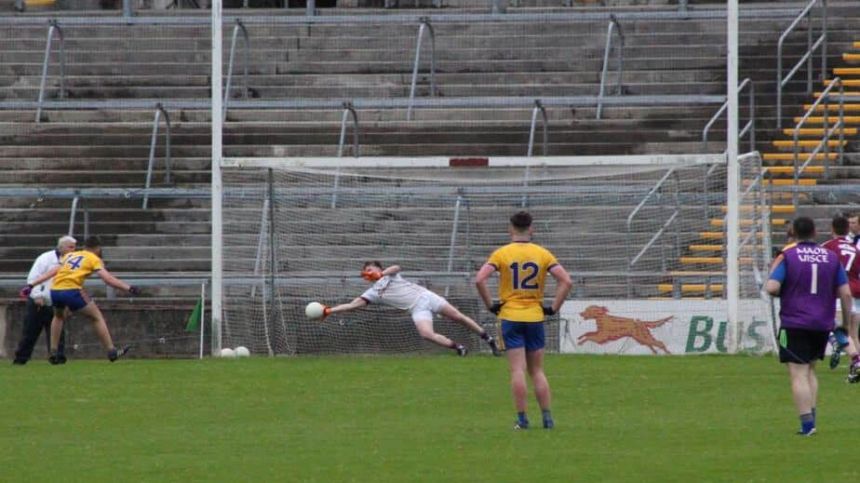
[67, 196, 90, 239]
[526, 100, 548, 157]
[329, 102, 360, 209]
[337, 102, 360, 158]
[776, 0, 828, 129]
[35, 20, 66, 123]
[791, 76, 844, 207]
[626, 168, 680, 297]
[444, 194, 464, 298]
[223, 19, 250, 121]
[702, 78, 756, 152]
[143, 104, 173, 210]
[596, 15, 624, 120]
[407, 18, 437, 121]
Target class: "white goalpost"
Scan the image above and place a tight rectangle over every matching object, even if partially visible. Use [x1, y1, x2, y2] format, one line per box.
[212, 0, 224, 356]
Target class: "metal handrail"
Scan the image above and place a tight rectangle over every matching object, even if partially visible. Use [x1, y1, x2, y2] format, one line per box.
[337, 102, 360, 158]
[143, 104, 173, 210]
[626, 168, 680, 296]
[792, 77, 843, 206]
[331, 103, 359, 209]
[68, 196, 79, 237]
[223, 18, 250, 121]
[35, 20, 66, 123]
[526, 100, 548, 157]
[596, 14, 624, 120]
[626, 168, 677, 234]
[407, 18, 436, 121]
[444, 194, 464, 298]
[776, 0, 827, 129]
[702, 78, 755, 152]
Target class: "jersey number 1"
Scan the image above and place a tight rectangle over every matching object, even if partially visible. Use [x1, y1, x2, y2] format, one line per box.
[510, 262, 539, 290]
[810, 263, 818, 295]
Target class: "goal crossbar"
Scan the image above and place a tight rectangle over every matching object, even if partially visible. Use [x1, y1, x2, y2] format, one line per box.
[223, 154, 726, 170]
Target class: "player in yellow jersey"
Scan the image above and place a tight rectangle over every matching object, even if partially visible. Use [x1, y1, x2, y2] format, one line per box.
[28, 236, 140, 363]
[475, 211, 572, 430]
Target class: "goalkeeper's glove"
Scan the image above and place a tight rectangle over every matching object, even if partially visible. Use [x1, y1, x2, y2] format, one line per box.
[488, 301, 503, 315]
[542, 305, 556, 316]
[361, 270, 382, 282]
[19, 284, 33, 300]
[127, 286, 141, 295]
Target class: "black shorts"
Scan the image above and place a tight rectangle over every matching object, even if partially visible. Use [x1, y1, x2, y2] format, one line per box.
[778, 327, 829, 364]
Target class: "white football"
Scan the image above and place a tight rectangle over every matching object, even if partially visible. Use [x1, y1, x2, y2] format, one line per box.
[305, 301, 326, 320]
[220, 348, 236, 358]
[235, 346, 250, 358]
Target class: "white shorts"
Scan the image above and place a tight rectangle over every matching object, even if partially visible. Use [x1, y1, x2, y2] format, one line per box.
[409, 292, 447, 323]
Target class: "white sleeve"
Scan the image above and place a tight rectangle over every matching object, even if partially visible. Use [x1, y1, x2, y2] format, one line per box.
[27, 251, 56, 284]
[360, 286, 379, 304]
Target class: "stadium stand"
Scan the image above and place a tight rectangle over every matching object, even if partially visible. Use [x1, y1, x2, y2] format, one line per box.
[0, 2, 858, 304]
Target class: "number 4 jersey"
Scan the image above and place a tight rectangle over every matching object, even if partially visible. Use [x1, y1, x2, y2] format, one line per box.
[51, 250, 104, 290]
[821, 235, 860, 297]
[485, 241, 559, 323]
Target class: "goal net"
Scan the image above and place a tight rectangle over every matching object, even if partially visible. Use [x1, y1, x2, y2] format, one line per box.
[219, 155, 741, 356]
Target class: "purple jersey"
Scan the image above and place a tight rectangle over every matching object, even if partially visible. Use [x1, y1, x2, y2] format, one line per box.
[770, 241, 848, 331]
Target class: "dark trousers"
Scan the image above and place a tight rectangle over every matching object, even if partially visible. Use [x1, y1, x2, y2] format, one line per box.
[13, 298, 65, 363]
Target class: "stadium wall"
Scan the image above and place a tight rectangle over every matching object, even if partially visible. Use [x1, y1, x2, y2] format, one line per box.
[1, 302, 209, 359]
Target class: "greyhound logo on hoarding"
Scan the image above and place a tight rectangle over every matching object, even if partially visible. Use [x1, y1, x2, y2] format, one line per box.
[578, 305, 672, 354]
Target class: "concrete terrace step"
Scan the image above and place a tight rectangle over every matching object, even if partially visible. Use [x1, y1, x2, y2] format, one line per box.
[0, 126, 713, 146]
[0, 81, 733, 100]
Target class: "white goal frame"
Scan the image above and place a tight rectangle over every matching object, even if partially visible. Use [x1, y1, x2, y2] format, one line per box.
[210, 0, 741, 355]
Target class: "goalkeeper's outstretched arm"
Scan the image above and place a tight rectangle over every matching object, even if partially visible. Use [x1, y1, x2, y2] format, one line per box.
[328, 297, 369, 316]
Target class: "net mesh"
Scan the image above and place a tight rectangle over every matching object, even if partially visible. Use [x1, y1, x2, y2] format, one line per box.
[221, 158, 723, 355]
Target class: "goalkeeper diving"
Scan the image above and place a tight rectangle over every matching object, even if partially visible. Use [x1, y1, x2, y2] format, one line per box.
[318, 261, 501, 356]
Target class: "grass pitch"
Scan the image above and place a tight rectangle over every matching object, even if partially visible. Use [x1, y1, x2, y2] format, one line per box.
[2, 354, 859, 482]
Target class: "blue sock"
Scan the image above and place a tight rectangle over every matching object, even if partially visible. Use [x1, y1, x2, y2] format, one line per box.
[542, 409, 552, 422]
[800, 413, 815, 434]
[517, 412, 528, 426]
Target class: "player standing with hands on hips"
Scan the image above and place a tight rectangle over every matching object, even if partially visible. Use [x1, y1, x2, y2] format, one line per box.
[766, 217, 853, 436]
[475, 211, 572, 430]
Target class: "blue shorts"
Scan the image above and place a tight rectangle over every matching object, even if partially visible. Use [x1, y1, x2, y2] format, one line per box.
[501, 320, 545, 352]
[51, 289, 90, 312]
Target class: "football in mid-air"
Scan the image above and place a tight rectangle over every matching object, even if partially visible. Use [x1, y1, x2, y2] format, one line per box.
[305, 301, 326, 320]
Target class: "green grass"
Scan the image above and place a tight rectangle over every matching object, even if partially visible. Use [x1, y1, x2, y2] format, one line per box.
[2, 355, 859, 482]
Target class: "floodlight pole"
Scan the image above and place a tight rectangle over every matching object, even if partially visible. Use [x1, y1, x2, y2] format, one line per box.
[211, 0, 224, 356]
[726, 0, 741, 352]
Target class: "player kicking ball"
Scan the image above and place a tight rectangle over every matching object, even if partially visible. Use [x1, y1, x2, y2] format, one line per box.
[315, 261, 500, 356]
[26, 236, 140, 363]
